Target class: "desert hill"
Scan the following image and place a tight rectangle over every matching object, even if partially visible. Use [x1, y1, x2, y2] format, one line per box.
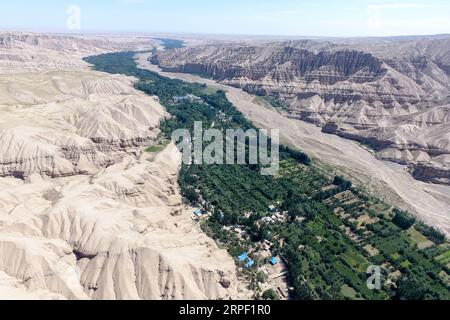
[0, 33, 244, 300]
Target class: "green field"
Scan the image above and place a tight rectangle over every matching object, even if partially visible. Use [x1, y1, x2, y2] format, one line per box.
[436, 249, 450, 266]
[408, 228, 435, 249]
[200, 85, 221, 95]
[341, 284, 361, 300]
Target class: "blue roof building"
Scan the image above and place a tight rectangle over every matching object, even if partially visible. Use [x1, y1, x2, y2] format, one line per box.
[239, 252, 249, 262]
[245, 259, 255, 269]
[270, 257, 279, 265]
[194, 209, 202, 216]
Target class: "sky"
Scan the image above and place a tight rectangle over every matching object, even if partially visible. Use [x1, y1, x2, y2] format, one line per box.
[1, 0, 450, 37]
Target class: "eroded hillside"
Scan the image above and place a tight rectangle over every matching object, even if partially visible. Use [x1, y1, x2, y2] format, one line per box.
[0, 33, 243, 300]
[153, 38, 450, 185]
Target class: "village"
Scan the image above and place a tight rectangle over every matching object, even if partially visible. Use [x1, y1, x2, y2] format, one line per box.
[191, 203, 292, 300]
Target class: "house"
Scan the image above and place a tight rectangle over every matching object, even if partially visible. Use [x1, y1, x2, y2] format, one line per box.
[270, 257, 279, 266]
[264, 240, 274, 247]
[238, 252, 255, 269]
[239, 252, 249, 262]
[274, 213, 287, 222]
[261, 216, 274, 224]
[193, 209, 211, 219]
[245, 259, 255, 269]
[268, 205, 276, 212]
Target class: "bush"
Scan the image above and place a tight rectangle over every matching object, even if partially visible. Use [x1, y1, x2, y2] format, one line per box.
[184, 187, 199, 203]
[293, 280, 315, 300]
[397, 277, 426, 300]
[416, 223, 446, 245]
[257, 272, 268, 284]
[333, 176, 352, 191]
[262, 289, 279, 300]
[280, 145, 311, 166]
[392, 209, 416, 230]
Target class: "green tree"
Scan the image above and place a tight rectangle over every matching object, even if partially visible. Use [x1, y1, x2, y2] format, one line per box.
[293, 279, 315, 300]
[397, 277, 426, 300]
[262, 289, 279, 300]
[184, 187, 199, 203]
[392, 209, 416, 230]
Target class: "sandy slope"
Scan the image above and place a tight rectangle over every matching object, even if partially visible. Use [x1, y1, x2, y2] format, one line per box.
[136, 52, 450, 236]
[0, 146, 241, 300]
[0, 70, 168, 178]
[0, 34, 244, 300]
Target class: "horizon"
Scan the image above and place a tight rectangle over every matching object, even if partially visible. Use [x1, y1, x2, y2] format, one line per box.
[2, 27, 450, 40]
[2, 0, 450, 38]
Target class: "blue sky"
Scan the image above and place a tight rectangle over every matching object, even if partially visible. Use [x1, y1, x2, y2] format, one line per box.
[1, 0, 449, 37]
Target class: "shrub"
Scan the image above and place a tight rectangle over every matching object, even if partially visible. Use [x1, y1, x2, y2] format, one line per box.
[333, 176, 352, 191]
[416, 223, 446, 245]
[262, 289, 279, 300]
[392, 209, 416, 230]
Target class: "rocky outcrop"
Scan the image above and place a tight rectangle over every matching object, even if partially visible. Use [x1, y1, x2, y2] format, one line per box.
[154, 47, 386, 85]
[153, 38, 450, 185]
[413, 162, 450, 185]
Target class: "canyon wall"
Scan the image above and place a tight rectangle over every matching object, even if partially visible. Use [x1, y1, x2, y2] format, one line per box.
[153, 38, 450, 185]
